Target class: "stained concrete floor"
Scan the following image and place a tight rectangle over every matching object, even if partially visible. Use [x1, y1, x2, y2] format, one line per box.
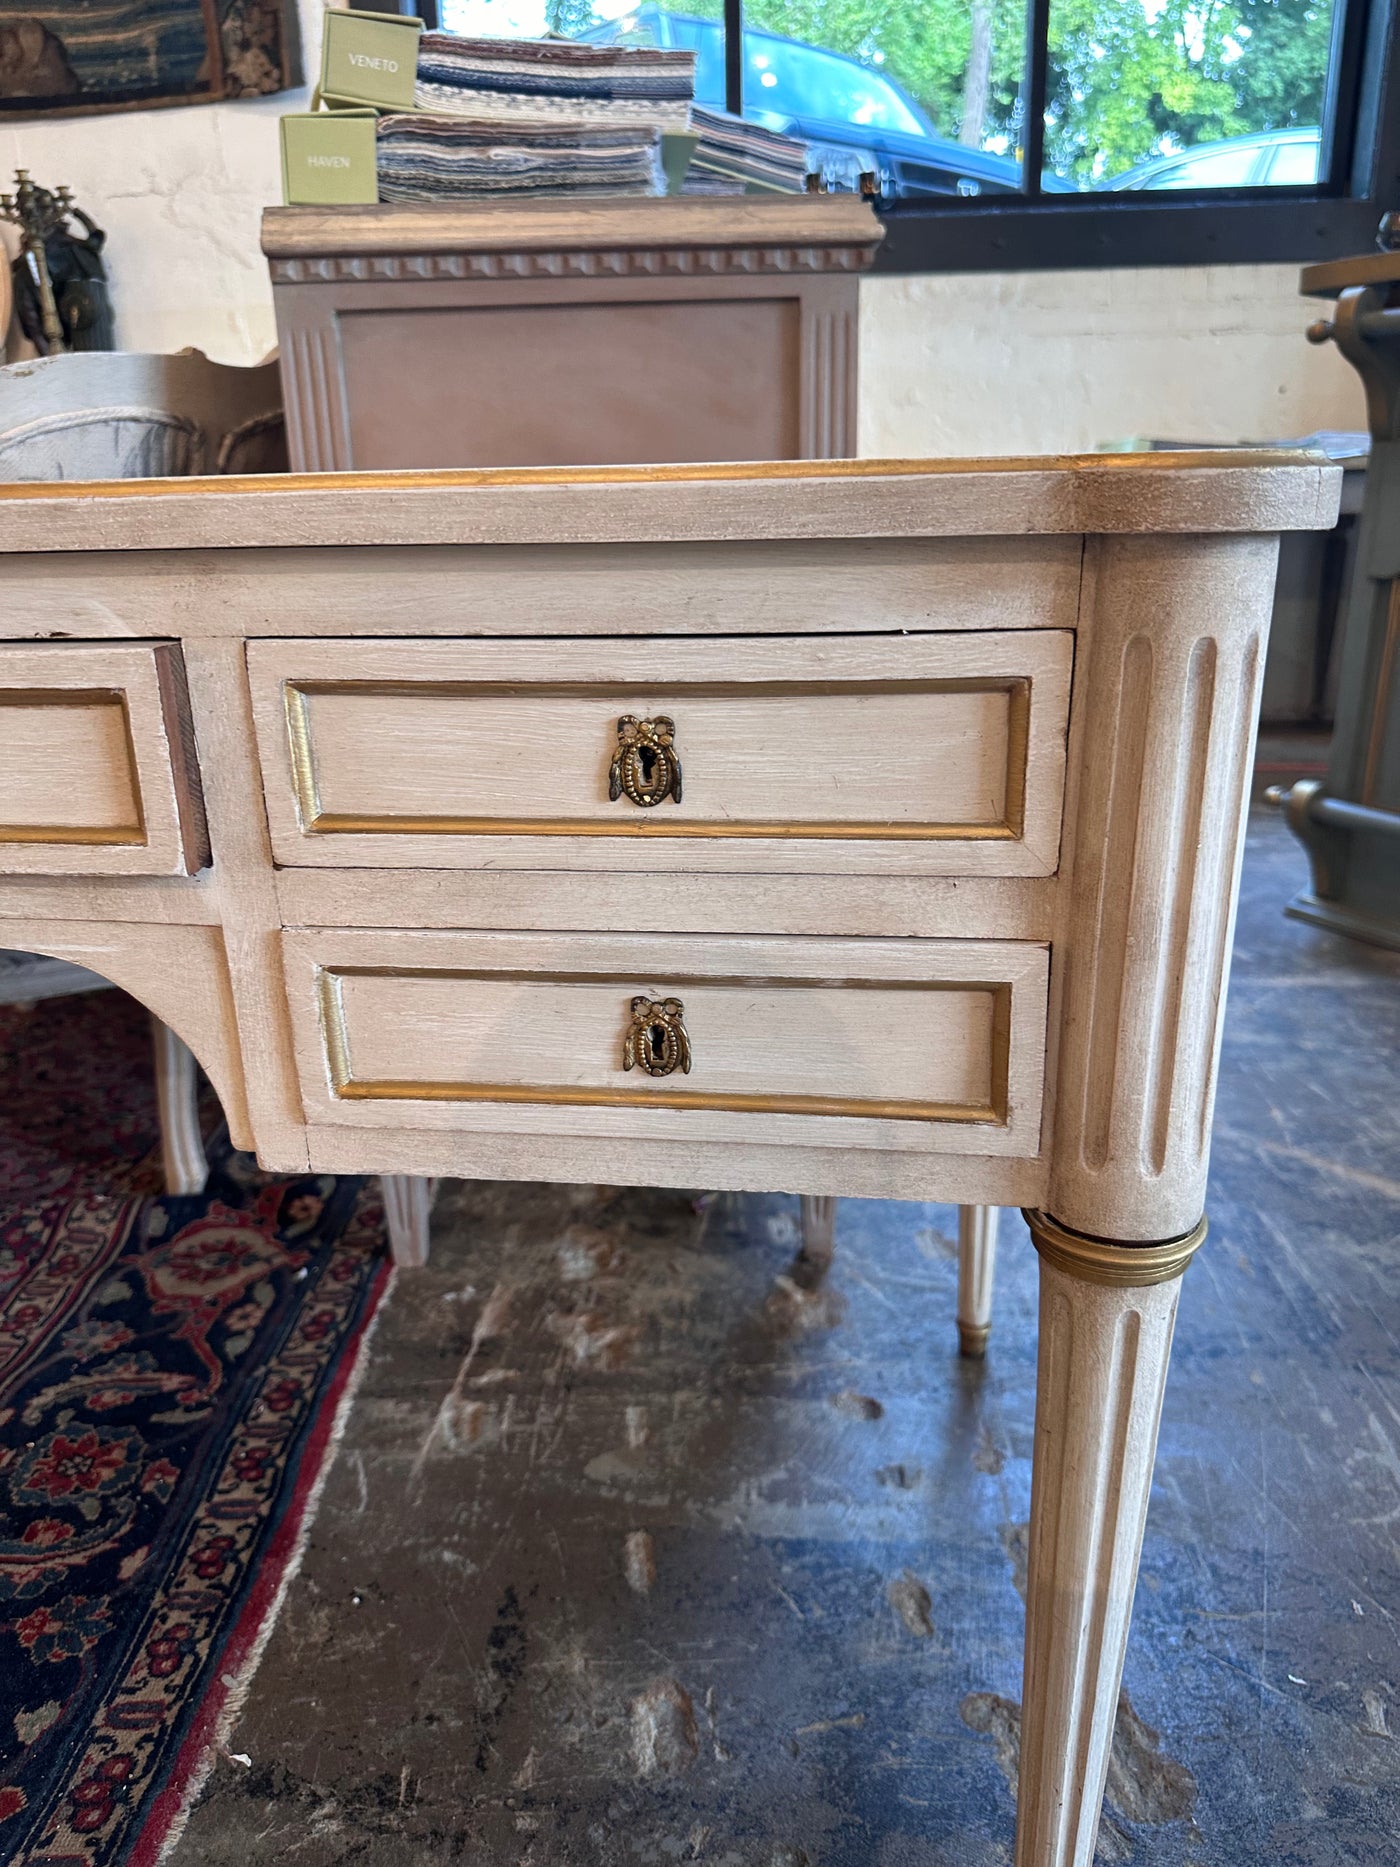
[174, 811, 1400, 1866]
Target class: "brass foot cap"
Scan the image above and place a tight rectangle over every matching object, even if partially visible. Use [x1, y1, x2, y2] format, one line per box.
[958, 1321, 991, 1359]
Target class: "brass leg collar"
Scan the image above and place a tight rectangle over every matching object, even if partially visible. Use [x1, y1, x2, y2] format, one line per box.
[1022, 1210, 1208, 1288]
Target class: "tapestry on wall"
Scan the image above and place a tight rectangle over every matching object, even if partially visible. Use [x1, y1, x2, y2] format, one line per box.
[0, 1, 300, 117]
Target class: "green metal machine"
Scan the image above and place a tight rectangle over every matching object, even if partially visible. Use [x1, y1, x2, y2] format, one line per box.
[1271, 219, 1400, 951]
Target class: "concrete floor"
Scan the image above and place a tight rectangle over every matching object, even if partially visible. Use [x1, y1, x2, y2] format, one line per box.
[175, 812, 1400, 1866]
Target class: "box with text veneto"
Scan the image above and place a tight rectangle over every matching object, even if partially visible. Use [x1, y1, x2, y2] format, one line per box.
[319, 8, 422, 111]
[280, 110, 379, 206]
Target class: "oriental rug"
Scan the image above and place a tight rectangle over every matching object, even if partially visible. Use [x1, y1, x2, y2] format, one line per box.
[0, 989, 390, 1864]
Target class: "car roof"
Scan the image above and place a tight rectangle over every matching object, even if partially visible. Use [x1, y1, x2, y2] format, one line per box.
[1104, 125, 1320, 189]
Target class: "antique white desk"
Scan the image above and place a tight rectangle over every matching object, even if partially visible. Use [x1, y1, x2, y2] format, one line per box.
[0, 455, 1338, 1864]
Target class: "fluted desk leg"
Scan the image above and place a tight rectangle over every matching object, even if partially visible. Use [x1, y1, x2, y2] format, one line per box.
[799, 1194, 837, 1273]
[1014, 1211, 1206, 1867]
[956, 1204, 999, 1357]
[382, 1174, 437, 1268]
[152, 1015, 207, 1197]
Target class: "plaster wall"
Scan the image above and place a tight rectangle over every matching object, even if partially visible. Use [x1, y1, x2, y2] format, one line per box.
[858, 265, 1365, 453]
[0, 0, 1366, 452]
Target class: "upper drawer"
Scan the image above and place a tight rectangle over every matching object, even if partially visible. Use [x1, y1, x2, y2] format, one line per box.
[248, 633, 1071, 876]
[0, 642, 206, 877]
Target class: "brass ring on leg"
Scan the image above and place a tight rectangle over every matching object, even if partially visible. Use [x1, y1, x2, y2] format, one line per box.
[1021, 1210, 1209, 1287]
[957, 1321, 991, 1359]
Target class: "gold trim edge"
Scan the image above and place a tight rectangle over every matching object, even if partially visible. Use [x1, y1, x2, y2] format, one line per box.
[304, 811, 1019, 843]
[332, 1078, 1002, 1123]
[0, 450, 1334, 505]
[1022, 1210, 1208, 1286]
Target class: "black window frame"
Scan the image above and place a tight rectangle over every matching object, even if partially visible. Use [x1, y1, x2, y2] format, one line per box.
[713, 0, 1400, 271]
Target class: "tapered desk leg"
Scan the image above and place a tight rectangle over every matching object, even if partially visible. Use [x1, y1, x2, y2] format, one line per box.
[1015, 1211, 1206, 1867]
[382, 1174, 437, 1268]
[151, 1015, 207, 1197]
[799, 1194, 837, 1273]
[957, 1204, 999, 1357]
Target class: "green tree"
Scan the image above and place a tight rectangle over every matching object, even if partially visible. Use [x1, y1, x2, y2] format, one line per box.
[1046, 0, 1334, 180]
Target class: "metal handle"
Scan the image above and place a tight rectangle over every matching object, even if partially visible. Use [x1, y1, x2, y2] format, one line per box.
[608, 715, 682, 808]
[623, 997, 692, 1077]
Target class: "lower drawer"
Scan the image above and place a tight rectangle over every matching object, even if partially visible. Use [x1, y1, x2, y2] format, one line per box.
[284, 928, 1048, 1157]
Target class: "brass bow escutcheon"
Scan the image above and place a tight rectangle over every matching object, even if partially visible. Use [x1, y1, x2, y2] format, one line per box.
[623, 997, 692, 1077]
[609, 715, 682, 808]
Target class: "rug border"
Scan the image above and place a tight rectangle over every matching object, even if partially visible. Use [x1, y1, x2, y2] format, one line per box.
[125, 1257, 396, 1867]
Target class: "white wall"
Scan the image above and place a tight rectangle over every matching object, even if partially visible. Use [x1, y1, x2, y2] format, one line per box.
[0, 0, 1367, 451]
[0, 0, 322, 366]
[858, 264, 1365, 454]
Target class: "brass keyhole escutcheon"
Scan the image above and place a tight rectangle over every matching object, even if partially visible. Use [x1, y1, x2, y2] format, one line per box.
[609, 715, 682, 808]
[623, 996, 692, 1077]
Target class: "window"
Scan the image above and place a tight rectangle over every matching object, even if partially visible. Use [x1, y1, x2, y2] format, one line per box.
[439, 0, 1400, 269]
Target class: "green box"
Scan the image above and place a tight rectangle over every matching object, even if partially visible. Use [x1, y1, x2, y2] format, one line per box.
[280, 110, 379, 206]
[319, 8, 422, 111]
[660, 131, 699, 196]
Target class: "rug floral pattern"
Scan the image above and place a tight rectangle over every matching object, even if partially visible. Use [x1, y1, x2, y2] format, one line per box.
[0, 992, 388, 1864]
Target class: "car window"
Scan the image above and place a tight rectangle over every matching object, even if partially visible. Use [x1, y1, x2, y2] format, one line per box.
[743, 36, 928, 134]
[1265, 137, 1321, 185]
[1139, 144, 1265, 189]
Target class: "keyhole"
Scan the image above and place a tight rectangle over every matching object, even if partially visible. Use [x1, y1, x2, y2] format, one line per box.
[648, 1023, 667, 1064]
[638, 746, 657, 784]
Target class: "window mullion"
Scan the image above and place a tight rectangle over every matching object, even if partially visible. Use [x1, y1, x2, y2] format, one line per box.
[1021, 0, 1052, 198]
[724, 0, 744, 117]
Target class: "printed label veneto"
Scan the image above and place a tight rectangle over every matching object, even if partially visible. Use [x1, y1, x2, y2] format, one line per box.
[319, 9, 422, 110]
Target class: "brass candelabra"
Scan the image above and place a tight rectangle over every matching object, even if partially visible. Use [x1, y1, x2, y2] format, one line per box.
[0, 169, 75, 354]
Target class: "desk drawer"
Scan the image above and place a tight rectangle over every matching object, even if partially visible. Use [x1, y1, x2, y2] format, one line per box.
[0, 642, 206, 876]
[249, 634, 1071, 876]
[284, 928, 1048, 1156]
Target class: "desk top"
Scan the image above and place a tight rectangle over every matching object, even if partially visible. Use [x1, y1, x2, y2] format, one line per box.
[0, 452, 1342, 555]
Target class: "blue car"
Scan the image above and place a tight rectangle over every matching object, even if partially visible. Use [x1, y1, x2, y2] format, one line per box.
[581, 5, 1037, 198]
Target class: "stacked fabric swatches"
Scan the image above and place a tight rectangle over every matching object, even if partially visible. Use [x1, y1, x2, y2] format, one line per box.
[684, 104, 809, 193]
[414, 33, 696, 130]
[376, 112, 665, 202]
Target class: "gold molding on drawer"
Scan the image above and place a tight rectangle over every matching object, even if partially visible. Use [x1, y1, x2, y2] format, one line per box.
[283, 677, 1030, 843]
[315, 966, 1008, 1125]
[0, 689, 146, 846]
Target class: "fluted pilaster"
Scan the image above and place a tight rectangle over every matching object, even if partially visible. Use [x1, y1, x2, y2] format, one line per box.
[1049, 534, 1274, 1240]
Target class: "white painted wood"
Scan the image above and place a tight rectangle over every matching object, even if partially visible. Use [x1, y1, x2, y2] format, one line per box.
[1046, 533, 1278, 1241]
[381, 1173, 436, 1268]
[151, 1015, 208, 1196]
[247, 632, 1071, 878]
[0, 875, 224, 925]
[178, 638, 311, 1172]
[0, 642, 206, 876]
[302, 1120, 1051, 1209]
[799, 1194, 837, 1269]
[282, 929, 1049, 1159]
[1016, 1249, 1187, 1867]
[0, 917, 252, 1152]
[273, 867, 1056, 943]
[956, 1204, 999, 1357]
[0, 453, 1339, 554]
[0, 536, 1086, 644]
